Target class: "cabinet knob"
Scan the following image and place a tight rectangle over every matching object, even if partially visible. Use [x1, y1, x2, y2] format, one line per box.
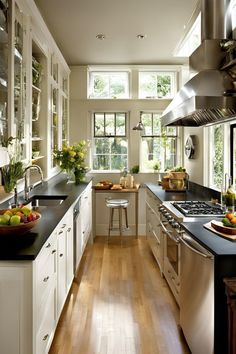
[59, 253, 63, 257]
[43, 276, 49, 282]
[51, 249, 56, 254]
[67, 227, 71, 232]
[43, 334, 49, 341]
[58, 231, 63, 235]
[46, 243, 51, 248]
[62, 223, 66, 228]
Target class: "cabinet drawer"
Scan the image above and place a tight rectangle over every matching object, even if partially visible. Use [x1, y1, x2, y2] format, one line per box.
[36, 287, 55, 354]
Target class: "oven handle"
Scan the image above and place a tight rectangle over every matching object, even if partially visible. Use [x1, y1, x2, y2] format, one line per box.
[180, 234, 214, 260]
[160, 221, 180, 243]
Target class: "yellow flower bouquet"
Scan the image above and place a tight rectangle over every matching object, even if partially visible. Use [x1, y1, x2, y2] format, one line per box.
[54, 141, 88, 184]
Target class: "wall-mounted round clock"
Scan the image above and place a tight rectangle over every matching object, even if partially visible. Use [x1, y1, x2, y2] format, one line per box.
[185, 135, 195, 159]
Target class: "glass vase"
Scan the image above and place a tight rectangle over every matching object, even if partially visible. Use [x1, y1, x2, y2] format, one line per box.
[66, 169, 75, 183]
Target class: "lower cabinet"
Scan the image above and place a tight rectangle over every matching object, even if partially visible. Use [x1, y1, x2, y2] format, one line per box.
[146, 189, 163, 275]
[0, 206, 74, 354]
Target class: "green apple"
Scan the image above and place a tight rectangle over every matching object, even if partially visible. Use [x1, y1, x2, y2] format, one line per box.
[10, 215, 21, 225]
[0, 215, 9, 225]
[21, 206, 31, 216]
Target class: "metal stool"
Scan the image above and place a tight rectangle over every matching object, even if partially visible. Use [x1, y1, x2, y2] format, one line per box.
[106, 198, 129, 243]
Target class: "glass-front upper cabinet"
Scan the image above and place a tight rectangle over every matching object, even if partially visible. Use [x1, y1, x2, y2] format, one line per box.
[61, 72, 68, 145]
[50, 54, 59, 169]
[14, 3, 27, 160]
[0, 0, 9, 146]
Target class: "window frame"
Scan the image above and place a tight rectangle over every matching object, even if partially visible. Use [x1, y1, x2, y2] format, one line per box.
[139, 111, 178, 172]
[138, 71, 177, 99]
[88, 71, 130, 99]
[91, 111, 129, 172]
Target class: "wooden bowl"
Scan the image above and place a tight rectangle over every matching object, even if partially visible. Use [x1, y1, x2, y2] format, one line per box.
[211, 220, 236, 235]
[0, 211, 41, 236]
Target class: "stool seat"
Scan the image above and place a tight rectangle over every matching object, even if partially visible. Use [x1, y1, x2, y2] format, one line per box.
[106, 198, 129, 243]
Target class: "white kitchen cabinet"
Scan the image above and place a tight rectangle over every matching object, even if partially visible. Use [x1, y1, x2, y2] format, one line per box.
[146, 189, 164, 275]
[80, 182, 92, 253]
[0, 203, 74, 354]
[0, 0, 70, 186]
[56, 207, 74, 317]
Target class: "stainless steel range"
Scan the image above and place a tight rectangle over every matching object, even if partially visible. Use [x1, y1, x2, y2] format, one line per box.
[159, 200, 224, 354]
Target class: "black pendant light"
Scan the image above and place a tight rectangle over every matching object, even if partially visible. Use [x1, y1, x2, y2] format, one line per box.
[133, 111, 144, 131]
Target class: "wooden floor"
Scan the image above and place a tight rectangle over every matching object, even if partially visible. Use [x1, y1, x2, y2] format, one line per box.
[49, 237, 190, 354]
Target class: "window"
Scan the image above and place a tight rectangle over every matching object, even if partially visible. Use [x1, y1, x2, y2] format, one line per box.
[210, 124, 224, 189]
[140, 112, 177, 172]
[89, 71, 129, 99]
[92, 112, 128, 171]
[139, 71, 176, 99]
[174, 13, 201, 57]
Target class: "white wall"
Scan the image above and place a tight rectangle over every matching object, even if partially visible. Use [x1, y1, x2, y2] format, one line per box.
[183, 126, 204, 185]
[69, 65, 180, 236]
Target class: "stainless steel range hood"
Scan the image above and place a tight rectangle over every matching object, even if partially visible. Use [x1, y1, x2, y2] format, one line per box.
[161, 0, 236, 127]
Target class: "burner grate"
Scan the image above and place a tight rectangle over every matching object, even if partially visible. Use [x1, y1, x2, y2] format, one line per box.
[173, 201, 224, 217]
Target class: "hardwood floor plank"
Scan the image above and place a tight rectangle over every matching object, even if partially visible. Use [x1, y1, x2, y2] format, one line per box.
[49, 237, 190, 354]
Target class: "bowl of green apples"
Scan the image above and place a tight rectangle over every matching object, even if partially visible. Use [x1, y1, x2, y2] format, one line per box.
[0, 206, 41, 236]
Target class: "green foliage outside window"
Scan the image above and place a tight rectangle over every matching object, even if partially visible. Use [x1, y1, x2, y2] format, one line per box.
[212, 125, 223, 189]
[93, 112, 128, 170]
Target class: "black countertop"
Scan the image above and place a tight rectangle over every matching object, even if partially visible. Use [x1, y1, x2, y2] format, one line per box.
[0, 174, 92, 261]
[145, 182, 236, 256]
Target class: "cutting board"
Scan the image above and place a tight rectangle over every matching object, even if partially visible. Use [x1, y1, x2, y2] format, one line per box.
[204, 220, 236, 241]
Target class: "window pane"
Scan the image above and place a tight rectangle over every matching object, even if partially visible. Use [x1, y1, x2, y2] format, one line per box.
[156, 75, 171, 98]
[105, 114, 115, 135]
[142, 113, 153, 136]
[111, 155, 127, 170]
[89, 72, 129, 99]
[92, 74, 109, 98]
[116, 113, 126, 135]
[110, 74, 127, 98]
[94, 114, 105, 136]
[139, 73, 156, 98]
[139, 72, 175, 99]
[212, 125, 223, 189]
[94, 138, 110, 153]
[153, 113, 161, 135]
[111, 138, 128, 154]
[93, 155, 109, 170]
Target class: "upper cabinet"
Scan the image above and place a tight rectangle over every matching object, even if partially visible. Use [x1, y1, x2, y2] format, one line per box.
[0, 0, 70, 183]
[0, 0, 9, 146]
[14, 2, 27, 160]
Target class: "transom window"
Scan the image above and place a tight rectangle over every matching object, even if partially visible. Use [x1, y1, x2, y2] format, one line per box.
[92, 112, 128, 171]
[89, 71, 129, 99]
[140, 112, 177, 172]
[139, 71, 176, 99]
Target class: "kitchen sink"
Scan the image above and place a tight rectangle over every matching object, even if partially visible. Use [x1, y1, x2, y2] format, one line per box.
[27, 195, 68, 207]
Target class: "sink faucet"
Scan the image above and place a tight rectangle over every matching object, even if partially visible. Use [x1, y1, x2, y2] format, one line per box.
[23, 165, 43, 200]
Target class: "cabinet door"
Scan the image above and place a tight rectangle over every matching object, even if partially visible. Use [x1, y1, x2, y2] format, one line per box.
[13, 3, 27, 159]
[81, 185, 92, 251]
[57, 222, 67, 316]
[0, 0, 8, 145]
[66, 211, 74, 291]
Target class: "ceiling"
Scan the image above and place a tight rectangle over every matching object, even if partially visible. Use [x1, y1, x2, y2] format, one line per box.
[34, 0, 199, 66]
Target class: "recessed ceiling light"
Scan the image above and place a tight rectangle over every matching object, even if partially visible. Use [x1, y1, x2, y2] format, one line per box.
[137, 34, 146, 39]
[96, 34, 106, 40]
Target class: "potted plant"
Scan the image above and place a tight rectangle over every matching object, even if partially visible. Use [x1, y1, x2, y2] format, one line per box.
[1, 137, 24, 193]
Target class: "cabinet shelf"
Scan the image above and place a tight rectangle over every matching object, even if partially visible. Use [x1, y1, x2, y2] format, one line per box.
[32, 84, 41, 92]
[31, 137, 43, 141]
[31, 155, 44, 161]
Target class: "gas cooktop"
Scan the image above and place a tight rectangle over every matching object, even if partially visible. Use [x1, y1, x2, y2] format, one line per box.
[172, 201, 224, 217]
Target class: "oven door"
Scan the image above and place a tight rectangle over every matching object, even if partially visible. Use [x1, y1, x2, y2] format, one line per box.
[161, 220, 180, 304]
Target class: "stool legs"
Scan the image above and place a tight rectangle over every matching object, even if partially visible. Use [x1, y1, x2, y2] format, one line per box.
[106, 202, 129, 245]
